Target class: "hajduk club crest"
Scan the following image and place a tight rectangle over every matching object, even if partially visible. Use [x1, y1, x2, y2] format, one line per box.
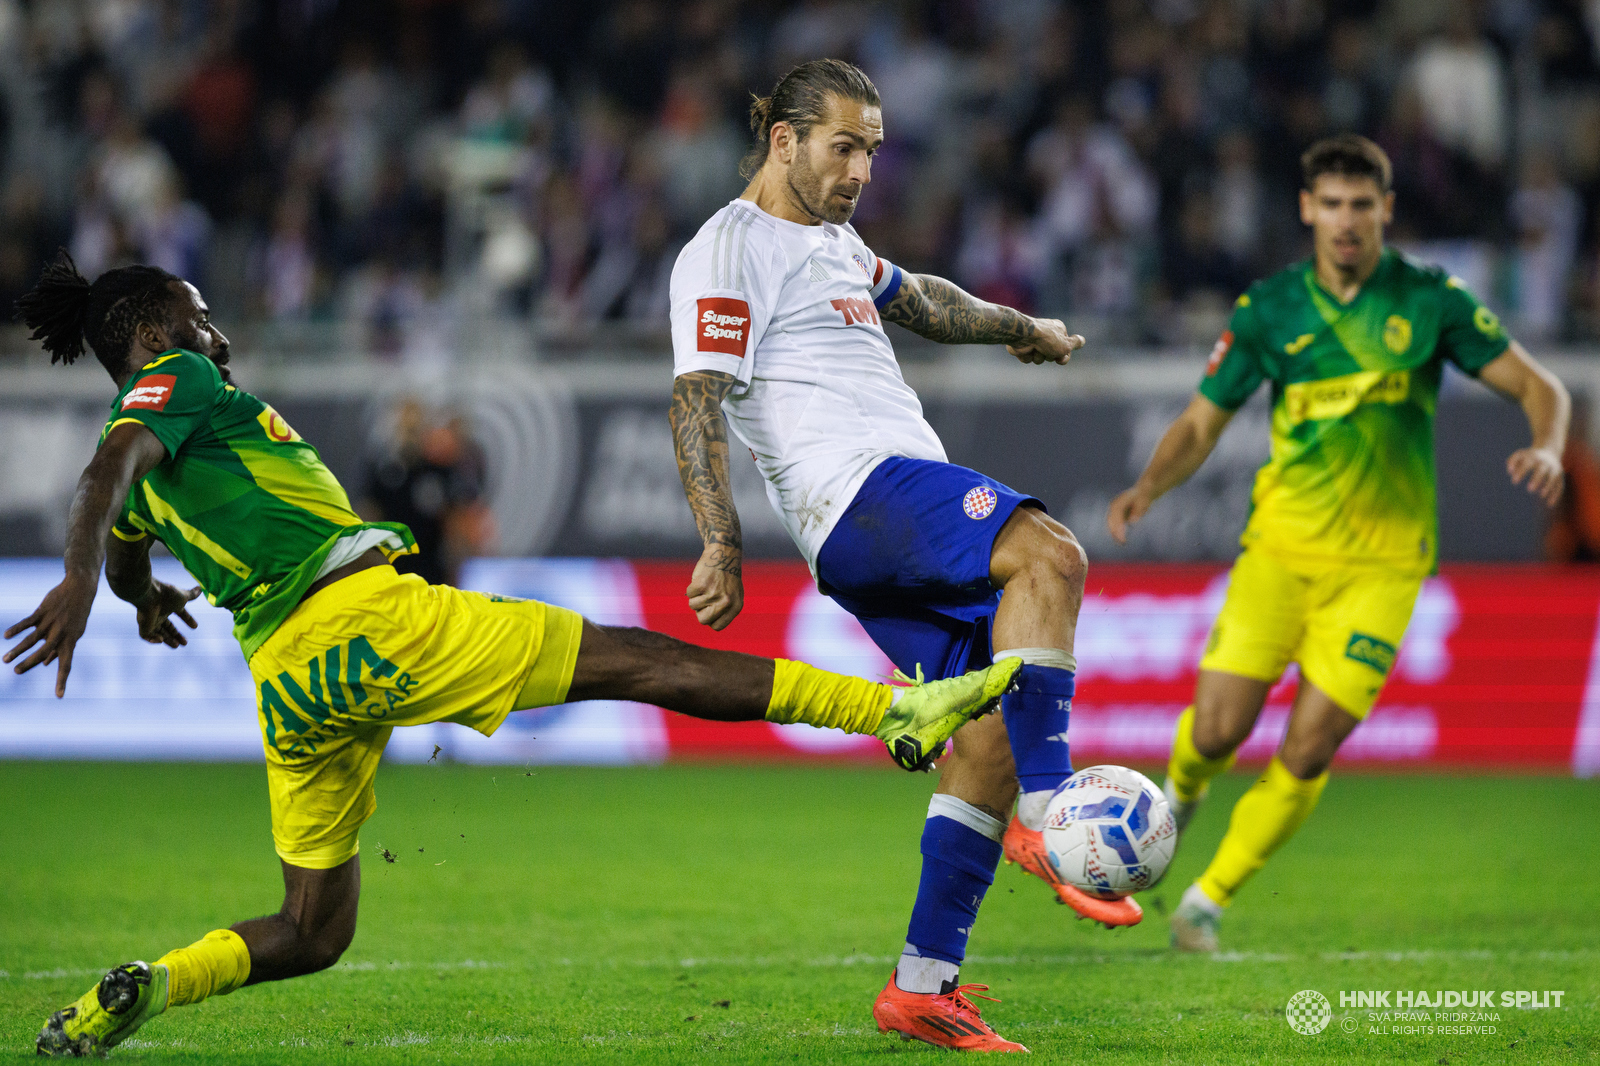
[963, 486, 998, 520]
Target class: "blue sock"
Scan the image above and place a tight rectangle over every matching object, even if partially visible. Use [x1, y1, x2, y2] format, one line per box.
[997, 652, 1076, 829]
[897, 795, 1004, 992]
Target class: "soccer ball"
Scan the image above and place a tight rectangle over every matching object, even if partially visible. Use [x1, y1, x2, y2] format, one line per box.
[1041, 765, 1177, 899]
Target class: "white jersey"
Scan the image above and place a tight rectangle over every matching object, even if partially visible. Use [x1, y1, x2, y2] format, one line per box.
[670, 199, 946, 571]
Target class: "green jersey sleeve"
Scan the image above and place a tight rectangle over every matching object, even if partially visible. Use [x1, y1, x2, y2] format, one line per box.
[110, 506, 149, 542]
[110, 351, 220, 458]
[1197, 294, 1267, 410]
[1436, 276, 1510, 376]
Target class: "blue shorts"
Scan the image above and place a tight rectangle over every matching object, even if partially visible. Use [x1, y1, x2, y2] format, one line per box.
[815, 456, 1041, 682]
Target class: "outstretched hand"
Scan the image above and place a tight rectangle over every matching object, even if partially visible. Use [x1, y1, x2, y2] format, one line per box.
[1106, 485, 1154, 546]
[1008, 318, 1086, 365]
[1507, 446, 1564, 506]
[3, 572, 99, 697]
[136, 580, 202, 648]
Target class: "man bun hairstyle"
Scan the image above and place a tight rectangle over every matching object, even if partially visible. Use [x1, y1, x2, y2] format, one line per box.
[1301, 133, 1393, 193]
[14, 250, 181, 375]
[740, 58, 881, 178]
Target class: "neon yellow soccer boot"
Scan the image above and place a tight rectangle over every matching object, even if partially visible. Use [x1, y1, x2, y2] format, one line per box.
[876, 657, 1023, 771]
[36, 961, 169, 1057]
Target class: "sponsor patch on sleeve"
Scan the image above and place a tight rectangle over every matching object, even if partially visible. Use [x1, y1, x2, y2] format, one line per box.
[121, 374, 178, 411]
[1205, 330, 1233, 375]
[696, 297, 751, 357]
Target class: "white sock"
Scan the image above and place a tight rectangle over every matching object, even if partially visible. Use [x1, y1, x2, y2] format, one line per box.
[991, 646, 1077, 672]
[1182, 881, 1225, 916]
[1016, 789, 1055, 831]
[927, 793, 1004, 841]
[895, 945, 959, 993]
[992, 647, 1078, 832]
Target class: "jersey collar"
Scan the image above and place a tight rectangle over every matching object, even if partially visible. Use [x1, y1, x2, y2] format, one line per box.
[1304, 248, 1393, 314]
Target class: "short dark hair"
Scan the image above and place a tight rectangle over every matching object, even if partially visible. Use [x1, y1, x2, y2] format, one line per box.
[13, 251, 181, 376]
[1301, 134, 1392, 192]
[740, 59, 881, 179]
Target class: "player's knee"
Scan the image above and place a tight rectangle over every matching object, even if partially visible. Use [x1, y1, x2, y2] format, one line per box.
[1012, 517, 1087, 594]
[1277, 738, 1335, 779]
[300, 923, 354, 975]
[1190, 701, 1253, 758]
[1051, 529, 1088, 591]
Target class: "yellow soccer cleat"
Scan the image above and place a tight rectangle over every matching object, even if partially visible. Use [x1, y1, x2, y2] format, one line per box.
[876, 657, 1023, 772]
[36, 961, 169, 1057]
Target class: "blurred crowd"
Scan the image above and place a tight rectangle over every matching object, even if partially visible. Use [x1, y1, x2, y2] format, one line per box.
[3, 0, 1600, 349]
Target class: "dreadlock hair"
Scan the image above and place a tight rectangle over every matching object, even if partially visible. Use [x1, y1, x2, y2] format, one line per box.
[13, 251, 181, 376]
[740, 59, 881, 179]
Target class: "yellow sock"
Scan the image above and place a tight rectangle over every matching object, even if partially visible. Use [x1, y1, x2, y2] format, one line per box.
[1167, 706, 1237, 803]
[156, 929, 252, 1008]
[1197, 757, 1328, 907]
[765, 659, 892, 735]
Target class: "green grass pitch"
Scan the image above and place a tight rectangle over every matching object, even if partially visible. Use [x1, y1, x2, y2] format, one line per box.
[1, 761, 1596, 1064]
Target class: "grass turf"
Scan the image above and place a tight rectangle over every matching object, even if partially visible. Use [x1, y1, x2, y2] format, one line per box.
[1, 761, 1596, 1064]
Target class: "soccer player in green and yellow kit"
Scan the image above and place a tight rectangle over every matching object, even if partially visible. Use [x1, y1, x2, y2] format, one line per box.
[1105, 135, 1570, 952]
[5, 253, 1020, 1056]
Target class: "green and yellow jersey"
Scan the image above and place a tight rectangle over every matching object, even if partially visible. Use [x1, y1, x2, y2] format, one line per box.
[1200, 249, 1510, 575]
[102, 349, 415, 659]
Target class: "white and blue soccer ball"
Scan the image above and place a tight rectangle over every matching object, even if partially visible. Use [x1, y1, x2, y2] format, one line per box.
[1041, 765, 1177, 900]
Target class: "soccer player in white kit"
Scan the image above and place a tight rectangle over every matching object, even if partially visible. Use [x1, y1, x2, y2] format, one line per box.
[667, 59, 1124, 1052]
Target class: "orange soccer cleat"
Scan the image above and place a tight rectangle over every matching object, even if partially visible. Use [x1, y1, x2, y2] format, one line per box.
[1002, 816, 1144, 928]
[872, 970, 1028, 1053]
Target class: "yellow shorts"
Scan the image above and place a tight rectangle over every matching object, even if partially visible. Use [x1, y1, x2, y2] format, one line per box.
[1198, 548, 1423, 719]
[248, 565, 584, 869]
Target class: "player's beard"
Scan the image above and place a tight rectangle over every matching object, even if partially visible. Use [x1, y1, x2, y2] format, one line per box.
[786, 151, 857, 225]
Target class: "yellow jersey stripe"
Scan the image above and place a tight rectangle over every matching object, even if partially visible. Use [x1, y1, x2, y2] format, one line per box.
[141, 482, 253, 579]
[229, 444, 362, 530]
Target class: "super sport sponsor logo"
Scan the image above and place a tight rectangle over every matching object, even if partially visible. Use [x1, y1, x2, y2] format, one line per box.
[121, 374, 177, 411]
[697, 297, 750, 356]
[1206, 331, 1233, 375]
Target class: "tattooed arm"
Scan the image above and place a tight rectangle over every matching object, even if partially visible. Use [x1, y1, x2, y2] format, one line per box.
[880, 273, 1085, 365]
[669, 369, 744, 630]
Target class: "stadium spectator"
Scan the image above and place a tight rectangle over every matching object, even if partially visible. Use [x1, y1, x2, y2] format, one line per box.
[362, 399, 494, 586]
[1511, 148, 1583, 340]
[1, 0, 1599, 345]
[1546, 405, 1600, 561]
[1409, 8, 1509, 171]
